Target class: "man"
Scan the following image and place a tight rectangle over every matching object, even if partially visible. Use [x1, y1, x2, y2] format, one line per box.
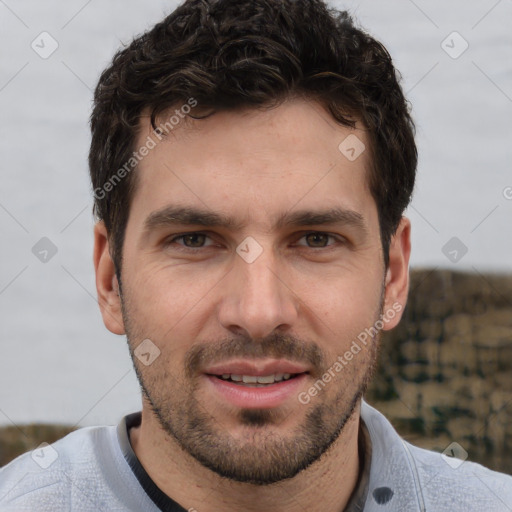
[1, 0, 511, 510]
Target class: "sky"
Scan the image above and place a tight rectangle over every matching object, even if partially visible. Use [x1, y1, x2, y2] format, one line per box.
[0, 0, 511, 426]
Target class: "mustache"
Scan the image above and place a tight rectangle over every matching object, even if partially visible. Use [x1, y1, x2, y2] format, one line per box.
[184, 332, 326, 379]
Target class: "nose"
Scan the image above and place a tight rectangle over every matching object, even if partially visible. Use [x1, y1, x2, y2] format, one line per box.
[218, 246, 299, 341]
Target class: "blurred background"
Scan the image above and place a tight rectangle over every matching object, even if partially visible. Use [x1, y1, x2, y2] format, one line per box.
[0, 0, 511, 471]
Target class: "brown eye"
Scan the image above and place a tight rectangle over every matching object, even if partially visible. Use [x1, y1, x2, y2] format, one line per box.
[181, 233, 207, 247]
[304, 232, 332, 247]
[165, 232, 213, 249]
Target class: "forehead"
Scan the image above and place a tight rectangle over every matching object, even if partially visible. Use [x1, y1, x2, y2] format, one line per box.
[130, 98, 374, 228]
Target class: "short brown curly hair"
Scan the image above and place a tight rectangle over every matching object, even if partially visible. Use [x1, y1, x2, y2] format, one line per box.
[89, 0, 417, 279]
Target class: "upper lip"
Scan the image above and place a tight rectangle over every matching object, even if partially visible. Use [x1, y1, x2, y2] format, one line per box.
[204, 359, 310, 377]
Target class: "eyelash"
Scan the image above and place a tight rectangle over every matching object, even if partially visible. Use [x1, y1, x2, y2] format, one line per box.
[163, 231, 345, 251]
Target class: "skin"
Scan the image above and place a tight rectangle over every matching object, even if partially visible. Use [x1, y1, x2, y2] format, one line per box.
[94, 97, 411, 512]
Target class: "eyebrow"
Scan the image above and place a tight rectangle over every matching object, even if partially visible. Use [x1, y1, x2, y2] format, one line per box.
[276, 208, 367, 233]
[142, 205, 367, 236]
[143, 206, 244, 234]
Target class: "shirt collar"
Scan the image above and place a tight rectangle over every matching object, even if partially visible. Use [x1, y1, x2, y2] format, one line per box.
[117, 412, 186, 512]
[343, 416, 372, 511]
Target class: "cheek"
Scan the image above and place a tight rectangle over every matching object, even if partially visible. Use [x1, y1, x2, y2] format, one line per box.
[301, 270, 383, 342]
[130, 259, 219, 303]
[126, 262, 223, 342]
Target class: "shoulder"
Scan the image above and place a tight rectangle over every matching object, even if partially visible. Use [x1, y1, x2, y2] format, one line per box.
[405, 441, 512, 511]
[361, 401, 512, 511]
[0, 425, 118, 511]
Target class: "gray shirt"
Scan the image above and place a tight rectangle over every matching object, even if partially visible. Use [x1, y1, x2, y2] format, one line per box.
[1, 400, 511, 511]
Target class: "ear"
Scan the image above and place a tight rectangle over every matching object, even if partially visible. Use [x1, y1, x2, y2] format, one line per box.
[382, 216, 411, 330]
[93, 220, 126, 335]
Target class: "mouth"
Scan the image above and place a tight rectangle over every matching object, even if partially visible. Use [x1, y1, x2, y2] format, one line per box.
[208, 372, 303, 387]
[202, 362, 310, 409]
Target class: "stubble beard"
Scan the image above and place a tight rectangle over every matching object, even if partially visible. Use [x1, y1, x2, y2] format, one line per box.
[120, 284, 382, 485]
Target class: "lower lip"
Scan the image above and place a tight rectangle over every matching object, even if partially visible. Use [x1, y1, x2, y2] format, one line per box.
[204, 374, 308, 409]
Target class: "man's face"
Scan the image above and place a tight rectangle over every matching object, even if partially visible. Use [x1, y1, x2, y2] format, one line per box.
[96, 98, 408, 484]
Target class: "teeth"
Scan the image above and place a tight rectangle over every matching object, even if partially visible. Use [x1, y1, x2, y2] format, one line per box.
[256, 375, 275, 384]
[217, 373, 296, 385]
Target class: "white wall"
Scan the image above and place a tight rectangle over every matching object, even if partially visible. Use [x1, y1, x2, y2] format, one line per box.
[0, 0, 511, 426]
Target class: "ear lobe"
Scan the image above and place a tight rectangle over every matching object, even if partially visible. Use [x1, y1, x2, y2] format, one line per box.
[93, 221, 126, 335]
[382, 217, 411, 331]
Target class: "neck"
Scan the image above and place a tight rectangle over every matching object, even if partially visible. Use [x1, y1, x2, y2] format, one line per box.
[129, 401, 362, 512]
